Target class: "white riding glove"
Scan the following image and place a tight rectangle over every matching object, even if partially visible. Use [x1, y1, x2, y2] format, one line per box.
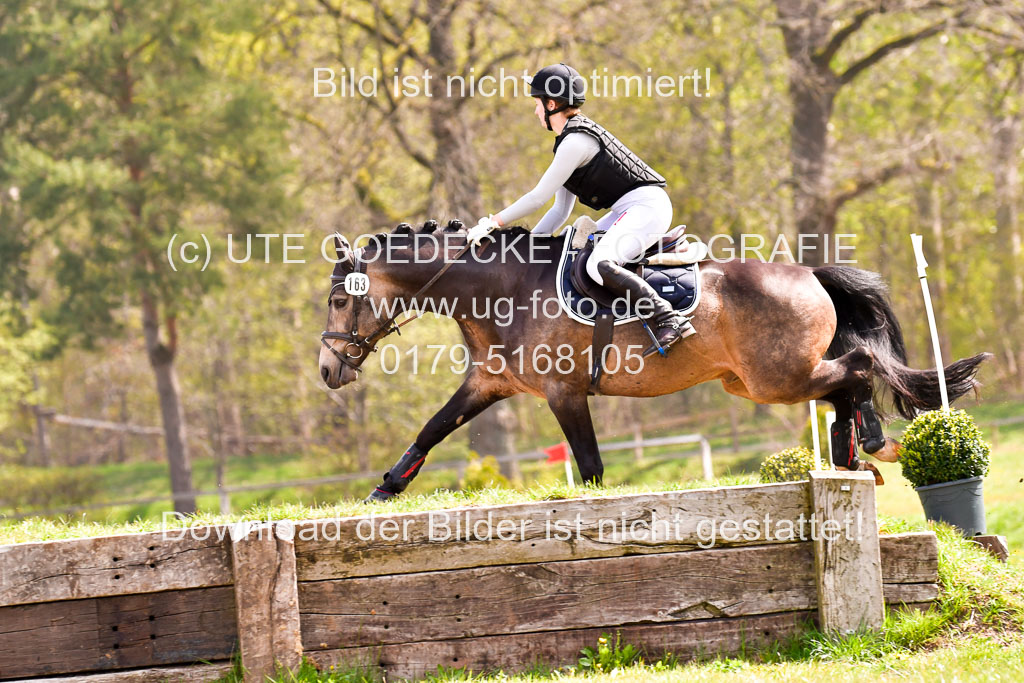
[467, 215, 500, 246]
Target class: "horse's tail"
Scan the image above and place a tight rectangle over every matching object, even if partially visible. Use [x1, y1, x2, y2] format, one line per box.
[812, 265, 990, 419]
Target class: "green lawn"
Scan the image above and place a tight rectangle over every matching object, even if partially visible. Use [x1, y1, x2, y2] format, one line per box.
[2, 399, 1021, 562]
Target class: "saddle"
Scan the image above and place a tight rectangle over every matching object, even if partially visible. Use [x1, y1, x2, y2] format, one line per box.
[552, 217, 706, 394]
[555, 216, 704, 326]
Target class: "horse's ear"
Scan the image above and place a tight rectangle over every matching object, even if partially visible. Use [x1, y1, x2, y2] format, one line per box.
[333, 234, 352, 261]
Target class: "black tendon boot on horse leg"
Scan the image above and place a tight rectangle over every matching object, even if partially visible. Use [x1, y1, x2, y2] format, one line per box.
[830, 417, 860, 471]
[829, 399, 884, 485]
[365, 443, 428, 502]
[596, 260, 695, 358]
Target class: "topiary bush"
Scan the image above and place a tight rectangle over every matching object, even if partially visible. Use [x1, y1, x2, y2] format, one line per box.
[899, 409, 990, 488]
[760, 446, 816, 483]
[459, 453, 511, 491]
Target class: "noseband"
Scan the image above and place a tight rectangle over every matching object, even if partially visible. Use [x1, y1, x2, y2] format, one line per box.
[320, 240, 475, 375]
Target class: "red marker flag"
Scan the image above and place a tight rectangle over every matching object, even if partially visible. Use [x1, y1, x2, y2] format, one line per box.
[543, 442, 569, 464]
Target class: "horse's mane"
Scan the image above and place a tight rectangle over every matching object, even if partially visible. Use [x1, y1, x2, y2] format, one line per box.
[357, 219, 564, 258]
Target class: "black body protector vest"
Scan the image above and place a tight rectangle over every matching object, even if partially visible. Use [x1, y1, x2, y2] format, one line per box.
[553, 114, 666, 210]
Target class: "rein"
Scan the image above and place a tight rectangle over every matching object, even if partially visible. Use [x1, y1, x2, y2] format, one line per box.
[320, 240, 475, 373]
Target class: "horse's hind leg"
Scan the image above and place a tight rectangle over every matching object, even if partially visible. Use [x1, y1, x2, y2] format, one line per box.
[824, 391, 859, 471]
[755, 343, 895, 467]
[850, 383, 886, 455]
[744, 345, 874, 405]
[822, 389, 888, 484]
[812, 348, 893, 459]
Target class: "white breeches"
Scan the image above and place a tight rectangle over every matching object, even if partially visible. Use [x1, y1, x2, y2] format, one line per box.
[585, 185, 674, 285]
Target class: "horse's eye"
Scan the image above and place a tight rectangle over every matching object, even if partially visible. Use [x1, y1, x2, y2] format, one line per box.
[333, 298, 347, 309]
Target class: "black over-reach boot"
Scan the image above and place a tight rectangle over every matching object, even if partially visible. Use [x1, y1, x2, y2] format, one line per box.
[596, 260, 695, 357]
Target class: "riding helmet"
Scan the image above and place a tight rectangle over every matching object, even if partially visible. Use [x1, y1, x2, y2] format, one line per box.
[529, 63, 586, 106]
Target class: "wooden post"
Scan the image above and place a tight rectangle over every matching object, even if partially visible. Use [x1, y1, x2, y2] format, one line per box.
[809, 401, 821, 471]
[729, 400, 739, 453]
[809, 470, 884, 633]
[700, 438, 713, 480]
[230, 521, 303, 681]
[633, 423, 644, 462]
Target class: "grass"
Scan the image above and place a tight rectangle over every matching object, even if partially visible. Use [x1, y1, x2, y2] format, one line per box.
[3, 397, 1020, 559]
[0, 476, 764, 545]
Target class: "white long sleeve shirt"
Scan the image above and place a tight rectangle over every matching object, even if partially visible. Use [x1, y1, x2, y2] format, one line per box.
[494, 133, 600, 234]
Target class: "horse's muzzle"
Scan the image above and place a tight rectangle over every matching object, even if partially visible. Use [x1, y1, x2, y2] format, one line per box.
[318, 346, 359, 389]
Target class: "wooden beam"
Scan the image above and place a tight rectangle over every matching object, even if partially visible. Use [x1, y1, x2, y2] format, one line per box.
[878, 532, 939, 583]
[294, 482, 813, 580]
[809, 471, 884, 633]
[230, 522, 302, 682]
[0, 528, 233, 607]
[300, 543, 819, 650]
[25, 662, 234, 682]
[299, 533, 938, 652]
[884, 582, 940, 604]
[0, 587, 237, 680]
[307, 611, 814, 680]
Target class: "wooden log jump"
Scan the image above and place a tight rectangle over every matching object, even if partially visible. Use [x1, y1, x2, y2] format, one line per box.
[0, 472, 939, 681]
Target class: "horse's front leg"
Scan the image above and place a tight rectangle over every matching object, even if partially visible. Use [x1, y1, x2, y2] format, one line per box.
[365, 373, 513, 502]
[545, 384, 603, 485]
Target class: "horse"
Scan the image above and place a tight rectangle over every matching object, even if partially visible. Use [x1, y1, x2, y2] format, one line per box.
[317, 220, 989, 502]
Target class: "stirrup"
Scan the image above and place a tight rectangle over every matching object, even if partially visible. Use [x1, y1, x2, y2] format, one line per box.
[641, 317, 695, 358]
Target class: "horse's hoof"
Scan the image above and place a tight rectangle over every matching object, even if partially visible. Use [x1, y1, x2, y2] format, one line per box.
[860, 462, 885, 486]
[363, 486, 398, 503]
[861, 436, 886, 454]
[869, 438, 902, 463]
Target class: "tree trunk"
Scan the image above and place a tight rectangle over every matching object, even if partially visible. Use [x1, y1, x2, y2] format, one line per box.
[775, 0, 839, 264]
[424, 0, 518, 480]
[116, 389, 127, 463]
[215, 338, 245, 456]
[353, 384, 371, 472]
[142, 299, 196, 514]
[914, 179, 951, 363]
[31, 372, 51, 467]
[928, 182, 951, 364]
[788, 72, 837, 259]
[468, 401, 519, 480]
[994, 110, 1024, 389]
[425, 0, 481, 223]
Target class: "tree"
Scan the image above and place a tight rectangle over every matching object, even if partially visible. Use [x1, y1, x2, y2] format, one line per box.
[773, 0, 976, 261]
[306, 0, 608, 478]
[2, 1, 291, 512]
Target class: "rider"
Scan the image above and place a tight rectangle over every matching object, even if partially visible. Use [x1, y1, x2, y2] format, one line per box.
[467, 62, 695, 352]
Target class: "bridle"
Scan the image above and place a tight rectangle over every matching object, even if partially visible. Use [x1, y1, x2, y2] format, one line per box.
[320, 239, 476, 374]
[320, 257, 400, 374]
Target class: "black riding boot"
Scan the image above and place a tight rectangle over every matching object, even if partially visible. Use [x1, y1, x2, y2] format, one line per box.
[596, 260, 695, 356]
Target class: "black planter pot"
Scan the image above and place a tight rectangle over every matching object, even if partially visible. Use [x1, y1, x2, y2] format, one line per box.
[914, 475, 986, 537]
